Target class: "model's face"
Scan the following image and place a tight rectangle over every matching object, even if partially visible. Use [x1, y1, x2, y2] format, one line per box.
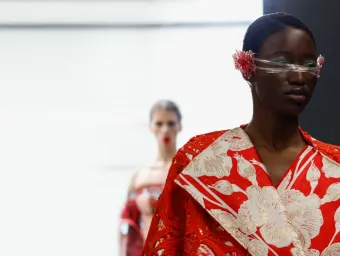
[251, 27, 318, 116]
[149, 109, 181, 146]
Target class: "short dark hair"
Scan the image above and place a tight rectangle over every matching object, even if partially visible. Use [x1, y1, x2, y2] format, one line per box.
[149, 100, 182, 123]
[243, 12, 315, 54]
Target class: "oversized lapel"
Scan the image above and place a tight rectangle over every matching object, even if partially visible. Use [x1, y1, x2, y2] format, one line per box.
[174, 127, 305, 256]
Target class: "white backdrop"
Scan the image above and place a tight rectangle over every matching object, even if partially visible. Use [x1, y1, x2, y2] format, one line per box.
[0, 1, 261, 255]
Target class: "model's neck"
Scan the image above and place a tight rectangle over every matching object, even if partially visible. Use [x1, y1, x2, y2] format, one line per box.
[156, 144, 177, 163]
[245, 108, 305, 150]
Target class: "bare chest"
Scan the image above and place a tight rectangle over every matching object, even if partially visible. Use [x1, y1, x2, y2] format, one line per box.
[134, 166, 169, 189]
[256, 146, 306, 186]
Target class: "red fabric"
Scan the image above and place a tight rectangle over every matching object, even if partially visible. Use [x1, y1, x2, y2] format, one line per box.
[120, 185, 164, 256]
[120, 198, 143, 256]
[143, 127, 340, 256]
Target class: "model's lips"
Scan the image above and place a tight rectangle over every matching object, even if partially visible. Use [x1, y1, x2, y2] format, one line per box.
[287, 94, 307, 103]
[285, 88, 309, 103]
[163, 136, 170, 144]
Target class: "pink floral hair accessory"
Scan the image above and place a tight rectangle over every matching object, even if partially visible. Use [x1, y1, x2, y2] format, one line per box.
[233, 50, 325, 78]
[232, 50, 256, 79]
[316, 55, 324, 78]
[317, 55, 324, 68]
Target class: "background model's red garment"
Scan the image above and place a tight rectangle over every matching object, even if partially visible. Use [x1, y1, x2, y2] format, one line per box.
[143, 127, 340, 256]
[120, 185, 163, 256]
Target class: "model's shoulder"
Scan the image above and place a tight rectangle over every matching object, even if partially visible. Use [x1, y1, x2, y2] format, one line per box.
[167, 130, 228, 179]
[181, 129, 228, 155]
[313, 138, 340, 163]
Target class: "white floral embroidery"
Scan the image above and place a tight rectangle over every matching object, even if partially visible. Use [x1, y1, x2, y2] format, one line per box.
[225, 241, 233, 246]
[306, 162, 321, 194]
[221, 128, 253, 151]
[188, 141, 233, 178]
[238, 186, 293, 247]
[197, 244, 215, 255]
[247, 239, 269, 256]
[209, 209, 250, 249]
[327, 206, 340, 246]
[209, 209, 238, 230]
[235, 154, 258, 185]
[321, 155, 340, 178]
[291, 248, 320, 256]
[321, 182, 340, 205]
[321, 243, 340, 256]
[308, 249, 321, 256]
[280, 189, 323, 249]
[208, 180, 233, 196]
[233, 230, 250, 249]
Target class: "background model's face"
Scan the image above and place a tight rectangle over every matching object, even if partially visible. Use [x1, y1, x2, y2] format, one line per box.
[149, 109, 181, 147]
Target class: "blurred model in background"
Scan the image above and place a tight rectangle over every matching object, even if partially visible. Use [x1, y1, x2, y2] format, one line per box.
[119, 99, 182, 256]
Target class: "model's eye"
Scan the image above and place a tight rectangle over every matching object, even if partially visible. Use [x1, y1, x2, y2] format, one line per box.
[167, 121, 176, 127]
[304, 61, 316, 67]
[271, 58, 288, 64]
